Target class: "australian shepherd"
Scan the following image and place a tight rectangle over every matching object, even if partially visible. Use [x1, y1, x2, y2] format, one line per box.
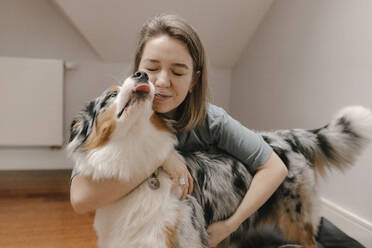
[67, 71, 372, 248]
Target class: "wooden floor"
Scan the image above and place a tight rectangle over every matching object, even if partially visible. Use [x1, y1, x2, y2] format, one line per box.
[0, 170, 97, 248]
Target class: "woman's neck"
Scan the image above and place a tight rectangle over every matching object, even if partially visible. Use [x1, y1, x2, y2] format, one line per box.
[160, 108, 180, 120]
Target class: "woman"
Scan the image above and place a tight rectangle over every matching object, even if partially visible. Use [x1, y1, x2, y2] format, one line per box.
[70, 14, 288, 247]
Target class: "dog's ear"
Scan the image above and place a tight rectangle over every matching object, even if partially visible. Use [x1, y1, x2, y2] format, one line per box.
[69, 116, 82, 143]
[69, 99, 96, 145]
[66, 114, 88, 155]
[83, 106, 116, 151]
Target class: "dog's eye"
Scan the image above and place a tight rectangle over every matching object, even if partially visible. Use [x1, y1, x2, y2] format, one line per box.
[101, 91, 118, 109]
[110, 91, 118, 98]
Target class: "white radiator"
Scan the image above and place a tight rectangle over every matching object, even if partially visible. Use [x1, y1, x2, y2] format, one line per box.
[0, 57, 63, 146]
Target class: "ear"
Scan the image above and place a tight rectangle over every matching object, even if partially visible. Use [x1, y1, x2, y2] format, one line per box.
[83, 106, 117, 151]
[189, 70, 201, 93]
[68, 99, 96, 146]
[69, 116, 83, 143]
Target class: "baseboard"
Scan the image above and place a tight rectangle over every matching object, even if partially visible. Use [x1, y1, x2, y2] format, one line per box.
[0, 169, 72, 196]
[319, 197, 372, 247]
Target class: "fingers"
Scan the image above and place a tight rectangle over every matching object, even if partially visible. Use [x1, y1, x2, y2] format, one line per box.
[161, 153, 194, 199]
[171, 176, 188, 199]
[179, 176, 192, 199]
[181, 179, 188, 199]
[181, 171, 194, 199]
[187, 173, 194, 194]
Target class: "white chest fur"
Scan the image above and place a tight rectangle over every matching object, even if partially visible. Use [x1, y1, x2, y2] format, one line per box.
[94, 170, 182, 248]
[78, 118, 180, 248]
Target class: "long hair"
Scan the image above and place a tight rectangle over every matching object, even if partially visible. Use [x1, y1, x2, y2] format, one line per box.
[132, 14, 209, 131]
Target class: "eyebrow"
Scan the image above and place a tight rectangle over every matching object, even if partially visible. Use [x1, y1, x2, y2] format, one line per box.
[143, 59, 190, 70]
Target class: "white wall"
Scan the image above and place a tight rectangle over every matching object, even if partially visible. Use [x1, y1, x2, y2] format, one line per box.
[0, 0, 231, 170]
[0, 0, 130, 170]
[230, 0, 372, 244]
[208, 66, 232, 112]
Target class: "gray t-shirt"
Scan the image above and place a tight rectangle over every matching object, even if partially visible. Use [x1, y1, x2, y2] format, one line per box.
[70, 103, 272, 179]
[176, 103, 272, 172]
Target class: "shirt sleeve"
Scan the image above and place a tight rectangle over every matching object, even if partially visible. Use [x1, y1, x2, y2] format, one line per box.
[207, 104, 273, 172]
[70, 166, 79, 185]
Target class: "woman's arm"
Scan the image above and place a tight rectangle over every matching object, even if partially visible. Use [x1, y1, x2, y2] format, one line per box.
[162, 151, 194, 199]
[70, 168, 153, 214]
[70, 151, 193, 214]
[227, 152, 287, 228]
[207, 152, 288, 247]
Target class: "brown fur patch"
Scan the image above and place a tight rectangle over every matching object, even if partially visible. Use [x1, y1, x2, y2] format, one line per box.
[314, 155, 330, 178]
[108, 85, 120, 93]
[313, 148, 349, 179]
[71, 118, 81, 133]
[165, 224, 177, 248]
[258, 197, 315, 248]
[84, 105, 116, 151]
[277, 213, 316, 248]
[164, 211, 182, 248]
[304, 222, 315, 241]
[150, 114, 173, 133]
[270, 187, 316, 248]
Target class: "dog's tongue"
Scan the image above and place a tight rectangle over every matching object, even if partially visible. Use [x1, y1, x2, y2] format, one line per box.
[135, 84, 150, 93]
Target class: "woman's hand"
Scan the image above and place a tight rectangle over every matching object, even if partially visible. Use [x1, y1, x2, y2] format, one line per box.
[207, 219, 237, 248]
[162, 151, 193, 199]
[206, 152, 287, 247]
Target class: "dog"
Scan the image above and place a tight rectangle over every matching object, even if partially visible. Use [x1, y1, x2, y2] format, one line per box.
[184, 106, 372, 248]
[67, 71, 372, 248]
[67, 71, 208, 248]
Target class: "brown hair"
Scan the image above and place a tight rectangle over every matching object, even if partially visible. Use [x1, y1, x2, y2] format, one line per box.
[132, 14, 209, 131]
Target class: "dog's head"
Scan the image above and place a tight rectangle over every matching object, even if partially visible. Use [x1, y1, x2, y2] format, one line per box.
[68, 71, 158, 154]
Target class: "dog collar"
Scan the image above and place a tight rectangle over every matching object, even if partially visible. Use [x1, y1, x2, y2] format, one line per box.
[148, 169, 160, 190]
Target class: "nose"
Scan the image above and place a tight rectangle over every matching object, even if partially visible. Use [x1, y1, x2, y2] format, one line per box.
[155, 70, 170, 88]
[132, 71, 149, 83]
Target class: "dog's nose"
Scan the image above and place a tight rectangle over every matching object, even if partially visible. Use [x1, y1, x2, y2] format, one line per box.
[132, 71, 149, 83]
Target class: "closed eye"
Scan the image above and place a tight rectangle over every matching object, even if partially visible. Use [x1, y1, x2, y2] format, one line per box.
[172, 71, 184, 76]
[109, 91, 118, 98]
[101, 91, 118, 108]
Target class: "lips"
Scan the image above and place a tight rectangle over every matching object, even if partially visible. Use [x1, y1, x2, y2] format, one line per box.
[154, 93, 171, 101]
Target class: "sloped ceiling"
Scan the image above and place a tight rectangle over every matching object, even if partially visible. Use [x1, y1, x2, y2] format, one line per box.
[53, 0, 274, 68]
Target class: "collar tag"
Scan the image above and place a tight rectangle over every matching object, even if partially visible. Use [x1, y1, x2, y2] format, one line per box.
[148, 169, 160, 190]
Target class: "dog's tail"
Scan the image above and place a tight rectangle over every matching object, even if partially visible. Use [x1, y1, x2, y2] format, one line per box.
[310, 106, 372, 176]
[262, 106, 372, 177]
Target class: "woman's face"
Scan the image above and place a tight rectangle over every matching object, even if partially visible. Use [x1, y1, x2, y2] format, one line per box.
[138, 35, 194, 115]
